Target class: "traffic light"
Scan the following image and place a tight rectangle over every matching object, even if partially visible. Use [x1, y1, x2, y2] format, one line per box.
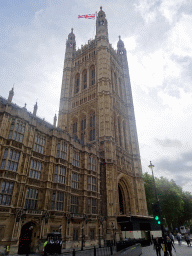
[152, 202, 161, 225]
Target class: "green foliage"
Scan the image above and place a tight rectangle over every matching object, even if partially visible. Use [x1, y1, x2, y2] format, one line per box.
[143, 172, 192, 229]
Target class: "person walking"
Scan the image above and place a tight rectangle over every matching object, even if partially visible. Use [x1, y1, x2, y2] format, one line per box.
[185, 233, 191, 246]
[166, 236, 176, 256]
[177, 232, 182, 245]
[169, 233, 174, 244]
[154, 238, 163, 256]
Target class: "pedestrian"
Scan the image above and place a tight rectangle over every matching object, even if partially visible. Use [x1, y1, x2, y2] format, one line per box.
[169, 233, 174, 244]
[166, 236, 176, 256]
[185, 233, 191, 246]
[154, 238, 163, 256]
[177, 232, 182, 245]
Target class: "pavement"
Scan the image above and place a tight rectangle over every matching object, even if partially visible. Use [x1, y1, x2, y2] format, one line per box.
[7, 241, 192, 256]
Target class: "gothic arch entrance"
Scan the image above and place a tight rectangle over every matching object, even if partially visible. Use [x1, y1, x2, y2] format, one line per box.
[118, 177, 131, 215]
[118, 185, 125, 215]
[18, 221, 39, 254]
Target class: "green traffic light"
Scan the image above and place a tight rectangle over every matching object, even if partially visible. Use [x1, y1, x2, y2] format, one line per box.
[158, 221, 161, 225]
[155, 216, 159, 220]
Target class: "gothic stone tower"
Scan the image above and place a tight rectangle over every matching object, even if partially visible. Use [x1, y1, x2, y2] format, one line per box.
[58, 7, 148, 240]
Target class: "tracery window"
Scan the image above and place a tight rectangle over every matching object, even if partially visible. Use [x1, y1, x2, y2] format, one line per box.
[119, 78, 122, 98]
[54, 166, 66, 184]
[57, 141, 67, 160]
[75, 73, 80, 94]
[88, 176, 96, 191]
[90, 66, 95, 86]
[71, 195, 79, 213]
[29, 159, 42, 180]
[72, 152, 80, 167]
[24, 188, 38, 210]
[88, 156, 96, 171]
[114, 73, 118, 94]
[72, 121, 77, 136]
[123, 121, 127, 150]
[88, 198, 97, 214]
[33, 135, 45, 154]
[51, 191, 64, 211]
[81, 117, 86, 143]
[8, 119, 25, 142]
[90, 112, 95, 141]
[0, 181, 13, 206]
[82, 70, 87, 89]
[71, 172, 79, 189]
[118, 118, 122, 147]
[0, 148, 20, 172]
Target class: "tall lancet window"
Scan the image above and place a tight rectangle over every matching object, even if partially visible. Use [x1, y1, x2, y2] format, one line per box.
[90, 112, 95, 141]
[123, 121, 127, 150]
[118, 118, 122, 147]
[83, 70, 87, 89]
[75, 73, 80, 94]
[114, 73, 118, 94]
[119, 78, 123, 99]
[72, 119, 78, 136]
[81, 116, 86, 143]
[90, 66, 95, 86]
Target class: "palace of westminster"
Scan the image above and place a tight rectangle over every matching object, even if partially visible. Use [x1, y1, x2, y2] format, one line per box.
[0, 7, 159, 254]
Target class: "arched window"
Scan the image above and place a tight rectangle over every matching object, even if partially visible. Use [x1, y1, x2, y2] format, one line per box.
[75, 73, 80, 94]
[72, 120, 77, 136]
[123, 121, 127, 150]
[82, 70, 87, 89]
[111, 70, 114, 91]
[90, 66, 95, 86]
[114, 73, 118, 93]
[118, 118, 122, 147]
[119, 78, 122, 98]
[81, 116, 86, 143]
[90, 112, 95, 141]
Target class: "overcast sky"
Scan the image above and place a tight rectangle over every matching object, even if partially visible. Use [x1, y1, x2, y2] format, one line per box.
[1, 0, 192, 193]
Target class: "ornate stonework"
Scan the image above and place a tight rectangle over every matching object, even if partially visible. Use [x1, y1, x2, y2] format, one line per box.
[0, 7, 149, 253]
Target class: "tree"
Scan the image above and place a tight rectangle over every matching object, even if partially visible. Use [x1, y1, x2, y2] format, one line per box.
[143, 173, 192, 230]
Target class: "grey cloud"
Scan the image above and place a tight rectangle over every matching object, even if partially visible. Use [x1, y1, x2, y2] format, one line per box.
[155, 138, 183, 148]
[155, 150, 192, 188]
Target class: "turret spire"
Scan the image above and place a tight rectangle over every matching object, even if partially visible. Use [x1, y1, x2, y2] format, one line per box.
[33, 102, 38, 116]
[8, 87, 14, 103]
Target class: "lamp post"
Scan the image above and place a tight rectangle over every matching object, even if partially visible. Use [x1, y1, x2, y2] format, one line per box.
[148, 161, 165, 238]
[111, 223, 116, 246]
[81, 225, 84, 251]
[98, 225, 101, 248]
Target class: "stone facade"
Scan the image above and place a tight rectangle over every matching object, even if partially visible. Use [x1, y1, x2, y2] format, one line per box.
[0, 7, 149, 254]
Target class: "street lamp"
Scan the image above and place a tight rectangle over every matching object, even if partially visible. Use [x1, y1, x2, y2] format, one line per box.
[111, 223, 116, 246]
[81, 225, 84, 251]
[148, 161, 165, 238]
[98, 225, 101, 248]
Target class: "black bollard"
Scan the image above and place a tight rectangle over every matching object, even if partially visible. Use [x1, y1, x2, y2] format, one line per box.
[72, 248, 75, 256]
[94, 246, 96, 256]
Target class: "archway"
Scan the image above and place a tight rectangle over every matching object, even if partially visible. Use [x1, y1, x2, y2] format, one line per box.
[118, 185, 124, 215]
[18, 221, 39, 254]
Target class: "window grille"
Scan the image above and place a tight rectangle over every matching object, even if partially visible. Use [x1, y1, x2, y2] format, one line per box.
[24, 188, 38, 210]
[71, 172, 79, 189]
[33, 135, 45, 154]
[8, 120, 25, 143]
[54, 166, 66, 184]
[0, 181, 13, 206]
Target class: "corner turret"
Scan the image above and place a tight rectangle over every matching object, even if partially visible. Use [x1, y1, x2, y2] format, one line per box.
[96, 6, 108, 39]
[117, 36, 126, 56]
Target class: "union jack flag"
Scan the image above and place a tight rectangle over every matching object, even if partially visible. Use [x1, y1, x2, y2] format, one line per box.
[78, 14, 95, 19]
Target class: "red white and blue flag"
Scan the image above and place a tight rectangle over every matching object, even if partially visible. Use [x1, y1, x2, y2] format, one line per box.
[78, 14, 95, 19]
